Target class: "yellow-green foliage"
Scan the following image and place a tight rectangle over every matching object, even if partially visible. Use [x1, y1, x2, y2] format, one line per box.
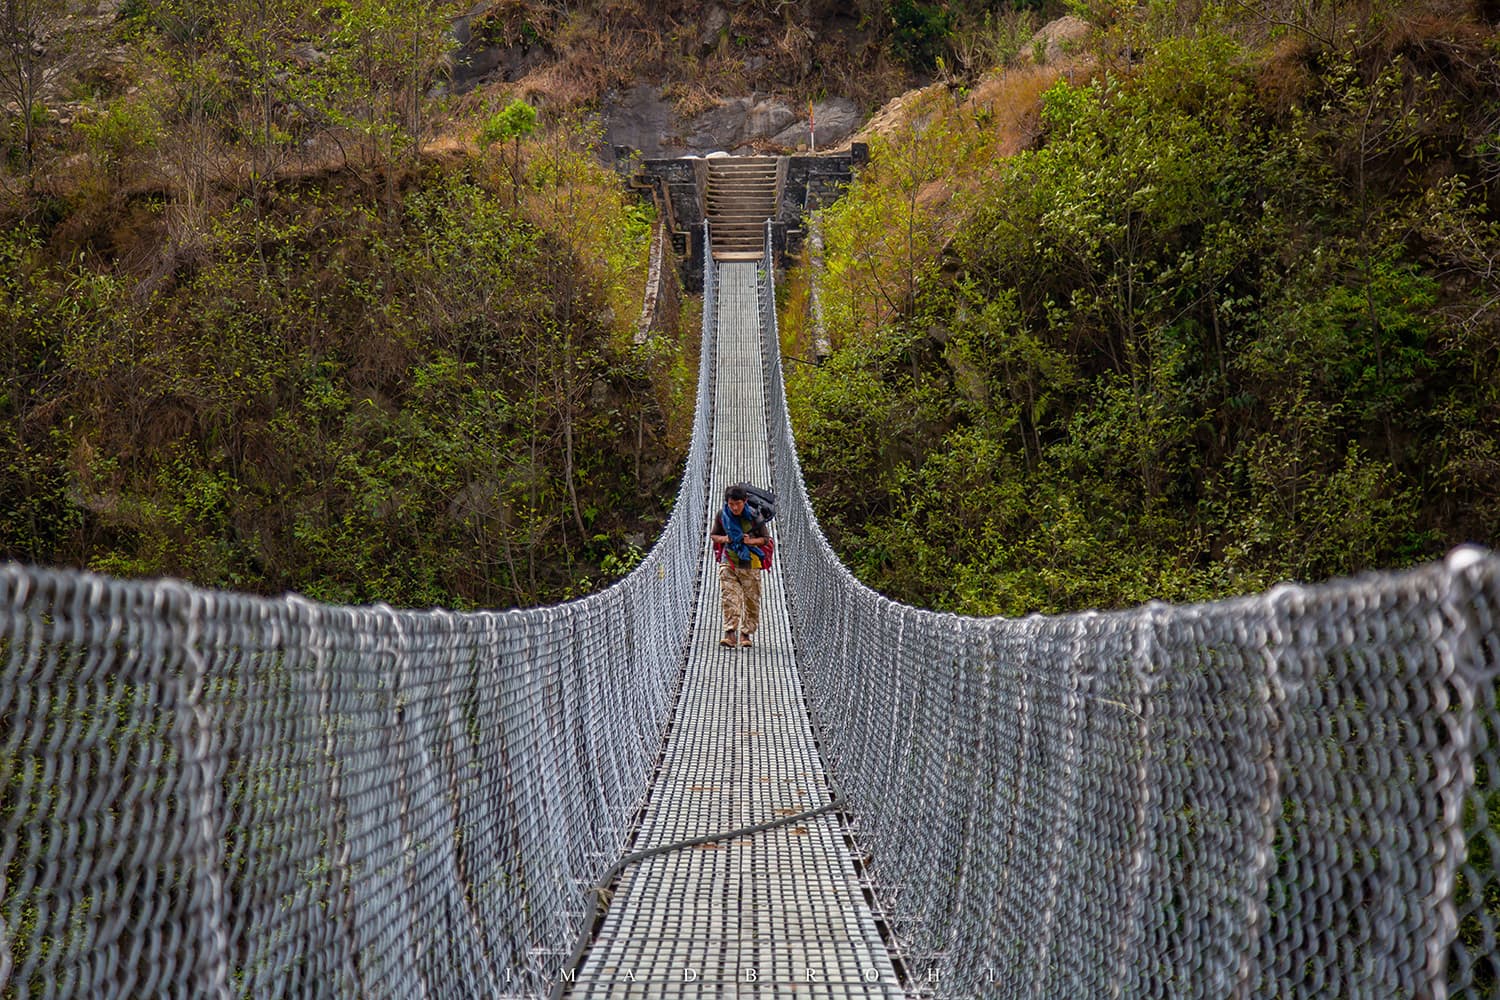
[820, 89, 966, 339]
[518, 117, 653, 350]
[815, 64, 1072, 349]
[1, 117, 674, 609]
[789, 12, 1500, 619]
[0, 1, 693, 610]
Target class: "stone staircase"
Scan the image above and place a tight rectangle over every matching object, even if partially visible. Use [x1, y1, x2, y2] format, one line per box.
[706, 156, 778, 261]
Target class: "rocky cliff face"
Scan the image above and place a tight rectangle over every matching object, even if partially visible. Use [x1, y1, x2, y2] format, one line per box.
[446, 4, 1090, 162]
[448, 0, 900, 161]
[603, 87, 862, 159]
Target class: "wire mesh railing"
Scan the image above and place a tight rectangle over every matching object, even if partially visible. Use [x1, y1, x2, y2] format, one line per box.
[758, 220, 1500, 999]
[0, 234, 718, 1000]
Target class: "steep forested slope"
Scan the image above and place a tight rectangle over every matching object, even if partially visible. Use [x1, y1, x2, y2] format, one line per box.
[786, 2, 1500, 615]
[0, 4, 693, 608]
[0, 0, 1036, 607]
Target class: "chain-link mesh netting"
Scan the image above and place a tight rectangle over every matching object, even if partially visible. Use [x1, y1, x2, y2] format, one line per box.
[0, 254, 717, 1000]
[757, 225, 1500, 998]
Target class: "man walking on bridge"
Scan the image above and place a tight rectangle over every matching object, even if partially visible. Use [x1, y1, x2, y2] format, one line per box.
[710, 484, 770, 648]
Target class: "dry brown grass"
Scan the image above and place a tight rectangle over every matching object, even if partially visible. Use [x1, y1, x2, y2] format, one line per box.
[967, 60, 1087, 155]
[1373, 7, 1498, 72]
[507, 12, 674, 109]
[855, 58, 1086, 157]
[513, 54, 611, 110]
[816, 43, 913, 112]
[1254, 31, 1319, 115]
[460, 0, 917, 123]
[661, 80, 721, 118]
[1252, 3, 1498, 117]
[661, 49, 753, 113]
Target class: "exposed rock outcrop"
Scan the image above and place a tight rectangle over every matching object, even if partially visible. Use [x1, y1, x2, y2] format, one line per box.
[1025, 15, 1091, 64]
[604, 89, 863, 160]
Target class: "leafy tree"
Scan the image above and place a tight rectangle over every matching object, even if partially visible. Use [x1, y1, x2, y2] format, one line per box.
[480, 97, 538, 205]
[133, 1, 233, 252]
[887, 0, 954, 70]
[819, 87, 969, 337]
[219, 0, 308, 196]
[791, 18, 1499, 615]
[316, 0, 458, 196]
[0, 0, 75, 190]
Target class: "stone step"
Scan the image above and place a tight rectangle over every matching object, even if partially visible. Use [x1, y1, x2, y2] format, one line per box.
[704, 158, 780, 262]
[707, 202, 776, 212]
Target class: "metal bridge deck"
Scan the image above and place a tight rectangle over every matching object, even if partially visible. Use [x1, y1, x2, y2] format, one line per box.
[571, 263, 903, 997]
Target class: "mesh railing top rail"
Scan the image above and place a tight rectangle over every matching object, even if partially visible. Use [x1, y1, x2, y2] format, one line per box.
[757, 222, 1500, 998]
[1, 212, 1497, 1000]
[0, 244, 719, 1000]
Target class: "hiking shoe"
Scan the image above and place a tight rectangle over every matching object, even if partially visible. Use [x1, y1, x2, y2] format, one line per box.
[739, 633, 753, 648]
[720, 631, 738, 648]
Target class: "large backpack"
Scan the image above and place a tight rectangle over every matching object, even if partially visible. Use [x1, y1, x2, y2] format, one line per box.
[734, 482, 776, 522]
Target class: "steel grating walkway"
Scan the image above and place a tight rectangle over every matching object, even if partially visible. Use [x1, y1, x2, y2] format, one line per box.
[570, 263, 904, 997]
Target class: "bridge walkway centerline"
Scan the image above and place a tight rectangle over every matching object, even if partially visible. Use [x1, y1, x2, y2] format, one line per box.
[569, 262, 904, 997]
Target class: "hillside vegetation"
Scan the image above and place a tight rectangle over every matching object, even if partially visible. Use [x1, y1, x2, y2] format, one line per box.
[7, 0, 1499, 613]
[0, 0, 1074, 608]
[785, 0, 1500, 615]
[458, 0, 1032, 112]
[1, 3, 695, 608]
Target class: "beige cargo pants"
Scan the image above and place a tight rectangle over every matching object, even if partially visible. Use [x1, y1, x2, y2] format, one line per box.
[718, 563, 762, 636]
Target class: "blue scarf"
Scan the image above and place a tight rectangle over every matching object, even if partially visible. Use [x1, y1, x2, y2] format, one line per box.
[723, 504, 764, 567]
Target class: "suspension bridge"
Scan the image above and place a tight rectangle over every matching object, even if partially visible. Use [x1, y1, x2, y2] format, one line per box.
[2, 206, 1498, 998]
